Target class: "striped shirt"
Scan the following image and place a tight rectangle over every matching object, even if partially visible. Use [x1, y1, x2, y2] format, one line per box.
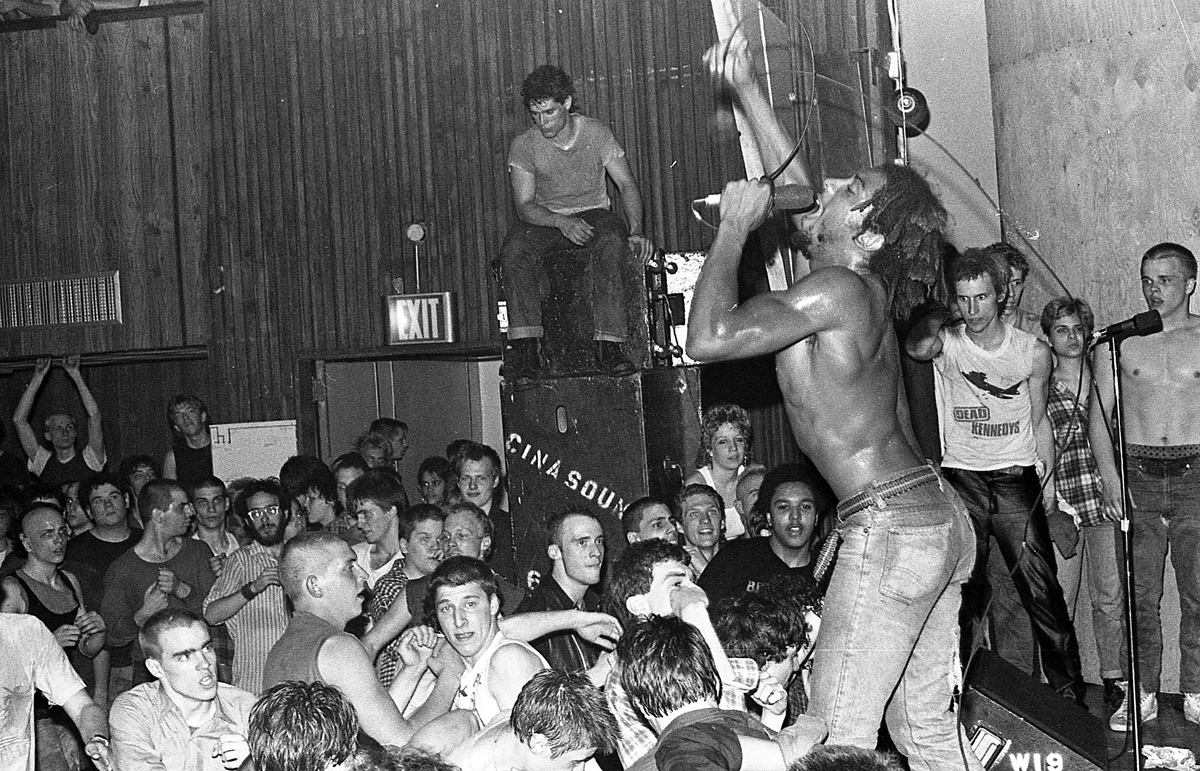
[203, 541, 289, 694]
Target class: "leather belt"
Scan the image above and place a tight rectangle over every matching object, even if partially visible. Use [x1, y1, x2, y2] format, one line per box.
[837, 466, 941, 521]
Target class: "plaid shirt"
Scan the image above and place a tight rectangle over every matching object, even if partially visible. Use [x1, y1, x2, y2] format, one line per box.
[1047, 378, 1110, 527]
[369, 560, 410, 686]
[607, 652, 759, 768]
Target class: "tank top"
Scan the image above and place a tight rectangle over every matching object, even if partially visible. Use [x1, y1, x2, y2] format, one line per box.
[934, 323, 1039, 470]
[12, 570, 81, 643]
[454, 632, 548, 727]
[38, 452, 94, 487]
[260, 611, 342, 691]
[697, 466, 746, 539]
[13, 570, 82, 718]
[173, 442, 214, 487]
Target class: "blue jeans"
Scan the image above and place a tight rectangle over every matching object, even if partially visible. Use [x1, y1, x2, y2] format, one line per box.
[1129, 455, 1200, 692]
[500, 208, 631, 342]
[809, 467, 979, 771]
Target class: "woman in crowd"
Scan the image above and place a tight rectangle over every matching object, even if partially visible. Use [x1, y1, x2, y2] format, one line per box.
[685, 403, 752, 539]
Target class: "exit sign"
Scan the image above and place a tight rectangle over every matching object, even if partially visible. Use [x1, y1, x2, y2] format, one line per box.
[386, 292, 455, 345]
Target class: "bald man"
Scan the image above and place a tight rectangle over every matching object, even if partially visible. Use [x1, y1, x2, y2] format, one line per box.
[260, 532, 461, 745]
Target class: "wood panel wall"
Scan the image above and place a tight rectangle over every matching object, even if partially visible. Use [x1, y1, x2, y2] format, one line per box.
[0, 14, 209, 356]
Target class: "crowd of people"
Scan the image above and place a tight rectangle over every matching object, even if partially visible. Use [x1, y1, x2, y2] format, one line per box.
[0, 396, 859, 771]
[2, 30, 1198, 771]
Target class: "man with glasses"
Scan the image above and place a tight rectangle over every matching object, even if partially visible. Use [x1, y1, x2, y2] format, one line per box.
[204, 479, 292, 694]
[101, 479, 218, 688]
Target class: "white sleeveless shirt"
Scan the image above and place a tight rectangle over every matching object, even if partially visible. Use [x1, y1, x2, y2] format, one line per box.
[934, 323, 1040, 470]
[454, 632, 548, 727]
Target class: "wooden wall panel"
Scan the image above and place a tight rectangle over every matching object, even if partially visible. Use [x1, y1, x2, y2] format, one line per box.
[0, 15, 209, 357]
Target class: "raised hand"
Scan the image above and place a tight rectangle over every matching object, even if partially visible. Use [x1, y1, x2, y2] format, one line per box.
[398, 626, 438, 668]
[704, 32, 756, 90]
[428, 637, 466, 679]
[751, 671, 788, 715]
[669, 582, 710, 617]
[718, 179, 773, 233]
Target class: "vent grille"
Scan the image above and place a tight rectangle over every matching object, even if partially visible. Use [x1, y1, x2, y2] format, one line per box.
[0, 272, 122, 329]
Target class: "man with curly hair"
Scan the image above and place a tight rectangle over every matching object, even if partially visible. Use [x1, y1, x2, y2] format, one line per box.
[688, 34, 977, 771]
[500, 64, 657, 378]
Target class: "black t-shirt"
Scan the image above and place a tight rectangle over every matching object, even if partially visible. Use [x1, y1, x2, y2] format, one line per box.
[697, 536, 816, 605]
[64, 530, 139, 609]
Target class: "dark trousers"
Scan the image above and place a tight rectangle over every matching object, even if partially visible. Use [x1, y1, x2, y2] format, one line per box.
[500, 208, 630, 343]
[945, 465, 1085, 700]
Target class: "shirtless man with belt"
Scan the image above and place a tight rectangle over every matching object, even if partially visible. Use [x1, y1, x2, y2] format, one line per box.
[1091, 241, 1200, 731]
[687, 35, 978, 771]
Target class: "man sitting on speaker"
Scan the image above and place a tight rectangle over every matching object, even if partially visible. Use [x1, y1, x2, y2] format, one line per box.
[500, 64, 656, 379]
[907, 246, 1085, 705]
[1091, 242, 1200, 729]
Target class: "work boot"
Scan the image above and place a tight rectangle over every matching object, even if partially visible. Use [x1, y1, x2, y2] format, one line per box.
[595, 341, 636, 376]
[504, 337, 543, 381]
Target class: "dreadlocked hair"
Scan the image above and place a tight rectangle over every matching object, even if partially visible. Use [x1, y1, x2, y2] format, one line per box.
[861, 163, 948, 322]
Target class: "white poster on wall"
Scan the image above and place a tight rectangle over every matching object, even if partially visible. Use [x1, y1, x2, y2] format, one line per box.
[211, 420, 297, 483]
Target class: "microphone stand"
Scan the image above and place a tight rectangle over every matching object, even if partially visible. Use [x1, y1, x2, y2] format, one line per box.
[1104, 334, 1144, 770]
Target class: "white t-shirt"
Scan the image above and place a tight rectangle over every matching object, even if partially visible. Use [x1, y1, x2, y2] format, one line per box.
[0, 614, 87, 771]
[352, 542, 402, 590]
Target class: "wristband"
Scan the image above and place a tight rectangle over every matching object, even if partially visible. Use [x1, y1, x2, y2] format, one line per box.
[240, 583, 257, 601]
[90, 735, 109, 746]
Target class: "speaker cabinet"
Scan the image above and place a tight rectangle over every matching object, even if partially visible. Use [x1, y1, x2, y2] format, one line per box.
[501, 367, 701, 585]
[961, 649, 1107, 771]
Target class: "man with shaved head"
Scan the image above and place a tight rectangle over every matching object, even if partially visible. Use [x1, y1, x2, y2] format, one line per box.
[261, 532, 460, 746]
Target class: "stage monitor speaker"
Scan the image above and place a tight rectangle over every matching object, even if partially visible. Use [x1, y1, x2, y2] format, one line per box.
[501, 367, 701, 587]
[960, 649, 1108, 771]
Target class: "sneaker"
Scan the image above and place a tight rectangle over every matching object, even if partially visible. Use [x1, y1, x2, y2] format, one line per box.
[1103, 678, 1125, 712]
[595, 341, 636, 376]
[1185, 692, 1200, 725]
[1109, 687, 1157, 731]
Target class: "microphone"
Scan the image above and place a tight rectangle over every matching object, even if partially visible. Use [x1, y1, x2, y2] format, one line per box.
[1092, 310, 1162, 342]
[692, 183, 817, 212]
